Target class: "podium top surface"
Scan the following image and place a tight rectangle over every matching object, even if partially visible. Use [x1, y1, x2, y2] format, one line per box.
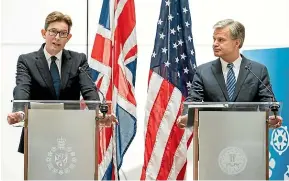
[11, 100, 112, 111]
[184, 101, 282, 109]
[11, 100, 108, 104]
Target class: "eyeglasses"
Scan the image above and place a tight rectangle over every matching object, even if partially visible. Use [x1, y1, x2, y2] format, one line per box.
[47, 28, 69, 38]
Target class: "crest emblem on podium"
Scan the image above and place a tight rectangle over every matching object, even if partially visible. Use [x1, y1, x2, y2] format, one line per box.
[46, 137, 77, 175]
[270, 126, 289, 155]
[218, 146, 247, 175]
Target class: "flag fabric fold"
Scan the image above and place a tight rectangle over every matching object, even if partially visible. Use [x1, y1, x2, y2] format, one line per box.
[141, 0, 196, 180]
[90, 0, 138, 179]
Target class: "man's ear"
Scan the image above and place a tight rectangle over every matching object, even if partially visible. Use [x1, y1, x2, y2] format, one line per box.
[41, 29, 46, 39]
[67, 34, 72, 41]
[236, 39, 241, 48]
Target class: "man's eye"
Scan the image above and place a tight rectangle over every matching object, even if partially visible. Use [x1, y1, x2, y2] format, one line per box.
[49, 30, 57, 33]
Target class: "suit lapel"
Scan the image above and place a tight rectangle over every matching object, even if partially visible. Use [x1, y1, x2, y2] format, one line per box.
[211, 59, 230, 101]
[231, 57, 250, 101]
[60, 50, 72, 91]
[35, 46, 56, 97]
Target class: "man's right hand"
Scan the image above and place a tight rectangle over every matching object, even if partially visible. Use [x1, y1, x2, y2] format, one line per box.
[7, 112, 24, 125]
[176, 115, 188, 129]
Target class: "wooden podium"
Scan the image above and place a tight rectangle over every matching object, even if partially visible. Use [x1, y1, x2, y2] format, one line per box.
[12, 100, 112, 180]
[185, 102, 281, 180]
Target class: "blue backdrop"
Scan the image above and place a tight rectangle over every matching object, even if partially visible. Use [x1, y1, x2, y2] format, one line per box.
[243, 48, 289, 180]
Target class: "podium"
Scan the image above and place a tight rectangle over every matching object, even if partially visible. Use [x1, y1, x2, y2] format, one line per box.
[185, 102, 282, 180]
[12, 100, 112, 180]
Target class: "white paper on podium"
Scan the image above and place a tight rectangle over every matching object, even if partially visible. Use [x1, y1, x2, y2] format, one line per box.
[30, 102, 64, 110]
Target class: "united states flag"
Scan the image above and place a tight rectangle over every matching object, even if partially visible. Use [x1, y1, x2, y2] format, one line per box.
[141, 0, 196, 180]
[89, 0, 137, 179]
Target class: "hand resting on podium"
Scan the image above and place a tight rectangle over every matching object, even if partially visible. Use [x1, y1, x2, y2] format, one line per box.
[7, 111, 24, 125]
[268, 115, 283, 128]
[96, 112, 118, 127]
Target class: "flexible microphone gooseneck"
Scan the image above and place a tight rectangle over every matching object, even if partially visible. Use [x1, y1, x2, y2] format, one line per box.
[245, 65, 280, 118]
[78, 67, 108, 117]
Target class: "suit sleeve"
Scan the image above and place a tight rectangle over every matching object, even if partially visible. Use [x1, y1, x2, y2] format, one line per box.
[258, 66, 274, 102]
[13, 55, 32, 112]
[78, 53, 100, 103]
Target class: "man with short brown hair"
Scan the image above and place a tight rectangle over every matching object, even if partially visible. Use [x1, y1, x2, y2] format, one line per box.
[7, 11, 100, 153]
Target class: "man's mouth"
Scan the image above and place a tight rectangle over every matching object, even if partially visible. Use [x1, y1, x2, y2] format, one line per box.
[52, 42, 61, 47]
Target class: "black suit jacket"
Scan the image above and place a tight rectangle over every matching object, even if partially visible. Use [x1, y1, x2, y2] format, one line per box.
[14, 43, 99, 153]
[184, 55, 274, 126]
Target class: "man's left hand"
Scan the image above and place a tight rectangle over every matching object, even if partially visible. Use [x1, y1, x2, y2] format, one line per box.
[268, 115, 283, 128]
[97, 113, 118, 127]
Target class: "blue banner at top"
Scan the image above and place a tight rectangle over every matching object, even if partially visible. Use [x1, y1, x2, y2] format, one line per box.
[243, 47, 289, 180]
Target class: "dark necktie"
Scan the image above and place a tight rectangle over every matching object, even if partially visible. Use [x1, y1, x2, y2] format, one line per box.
[226, 63, 236, 101]
[50, 56, 61, 98]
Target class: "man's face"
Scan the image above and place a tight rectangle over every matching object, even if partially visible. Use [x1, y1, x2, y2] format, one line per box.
[41, 21, 72, 55]
[213, 26, 240, 60]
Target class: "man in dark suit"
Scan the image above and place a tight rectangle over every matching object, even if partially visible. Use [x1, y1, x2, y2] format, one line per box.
[177, 19, 282, 128]
[7, 11, 114, 153]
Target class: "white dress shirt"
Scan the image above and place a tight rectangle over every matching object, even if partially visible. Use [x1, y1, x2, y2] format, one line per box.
[220, 55, 242, 83]
[43, 45, 62, 77]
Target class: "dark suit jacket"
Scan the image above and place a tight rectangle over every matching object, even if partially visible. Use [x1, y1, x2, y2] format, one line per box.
[184, 55, 274, 126]
[14, 43, 99, 153]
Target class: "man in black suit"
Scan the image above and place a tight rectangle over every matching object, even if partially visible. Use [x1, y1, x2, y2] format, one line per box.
[177, 19, 282, 128]
[7, 11, 114, 153]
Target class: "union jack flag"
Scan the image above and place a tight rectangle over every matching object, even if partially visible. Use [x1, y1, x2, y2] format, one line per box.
[89, 0, 137, 179]
[141, 0, 196, 180]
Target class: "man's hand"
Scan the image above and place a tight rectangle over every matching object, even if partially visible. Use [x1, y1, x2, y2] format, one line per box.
[97, 113, 118, 127]
[7, 112, 24, 125]
[176, 115, 188, 129]
[268, 115, 283, 128]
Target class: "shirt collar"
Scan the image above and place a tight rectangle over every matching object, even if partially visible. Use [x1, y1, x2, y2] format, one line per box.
[220, 55, 242, 70]
[43, 44, 62, 61]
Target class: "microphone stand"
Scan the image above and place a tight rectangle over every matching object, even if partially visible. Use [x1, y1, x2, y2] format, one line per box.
[78, 67, 109, 119]
[245, 65, 280, 119]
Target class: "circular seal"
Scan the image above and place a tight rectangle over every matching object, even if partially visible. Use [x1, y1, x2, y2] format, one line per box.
[218, 146, 247, 175]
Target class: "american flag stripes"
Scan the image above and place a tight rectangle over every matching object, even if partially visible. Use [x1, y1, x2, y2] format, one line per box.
[141, 0, 196, 180]
[90, 0, 137, 179]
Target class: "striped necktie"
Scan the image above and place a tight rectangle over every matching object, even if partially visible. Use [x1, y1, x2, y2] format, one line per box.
[226, 63, 236, 101]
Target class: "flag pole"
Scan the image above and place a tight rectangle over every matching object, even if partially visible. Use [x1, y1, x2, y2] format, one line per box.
[86, 0, 89, 57]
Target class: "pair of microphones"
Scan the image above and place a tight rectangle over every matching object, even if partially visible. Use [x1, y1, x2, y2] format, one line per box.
[80, 64, 280, 119]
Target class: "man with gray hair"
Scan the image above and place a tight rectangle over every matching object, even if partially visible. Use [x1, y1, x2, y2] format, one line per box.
[177, 19, 282, 128]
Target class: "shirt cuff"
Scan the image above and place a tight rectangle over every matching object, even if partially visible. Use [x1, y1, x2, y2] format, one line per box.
[18, 111, 25, 120]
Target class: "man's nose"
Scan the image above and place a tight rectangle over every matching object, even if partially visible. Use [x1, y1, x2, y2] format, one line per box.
[55, 32, 60, 39]
[213, 40, 219, 47]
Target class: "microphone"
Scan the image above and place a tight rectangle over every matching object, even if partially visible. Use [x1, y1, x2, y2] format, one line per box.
[78, 67, 108, 117]
[245, 65, 280, 118]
